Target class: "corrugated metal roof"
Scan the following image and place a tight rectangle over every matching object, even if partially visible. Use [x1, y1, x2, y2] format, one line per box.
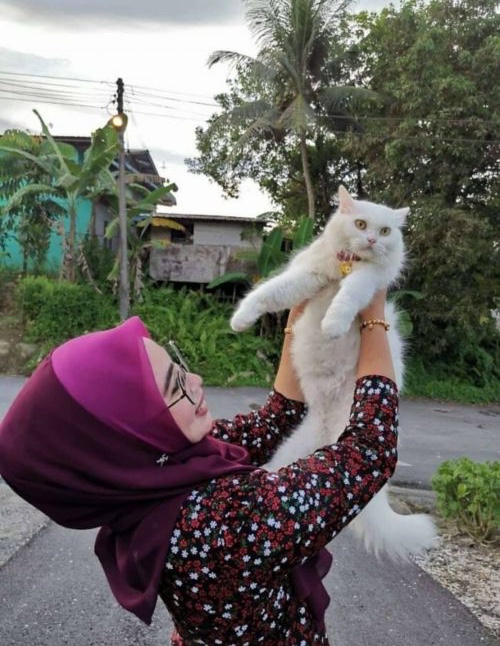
[154, 212, 268, 224]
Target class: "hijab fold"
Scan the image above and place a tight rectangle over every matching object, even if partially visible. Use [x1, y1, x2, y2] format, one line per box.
[0, 317, 331, 626]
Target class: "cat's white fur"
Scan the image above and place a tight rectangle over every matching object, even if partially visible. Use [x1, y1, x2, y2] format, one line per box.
[231, 186, 437, 560]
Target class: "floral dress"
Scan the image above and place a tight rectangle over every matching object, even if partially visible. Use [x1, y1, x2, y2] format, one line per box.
[159, 376, 399, 645]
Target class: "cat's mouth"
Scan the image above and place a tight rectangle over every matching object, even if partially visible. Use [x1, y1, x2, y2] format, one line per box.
[337, 250, 362, 262]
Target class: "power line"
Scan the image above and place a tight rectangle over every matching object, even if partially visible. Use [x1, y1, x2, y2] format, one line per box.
[129, 87, 218, 108]
[1, 71, 497, 128]
[0, 69, 109, 87]
[0, 94, 109, 111]
[0, 77, 112, 96]
[0, 71, 219, 106]
[1, 91, 497, 140]
[0, 72, 497, 142]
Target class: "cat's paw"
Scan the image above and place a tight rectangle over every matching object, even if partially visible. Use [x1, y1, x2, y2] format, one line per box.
[230, 308, 258, 332]
[321, 312, 353, 339]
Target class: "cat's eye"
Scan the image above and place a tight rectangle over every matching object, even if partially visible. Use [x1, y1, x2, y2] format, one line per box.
[355, 219, 367, 230]
[380, 227, 391, 236]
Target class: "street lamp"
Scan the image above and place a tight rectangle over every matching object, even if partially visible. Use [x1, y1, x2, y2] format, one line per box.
[109, 106, 129, 321]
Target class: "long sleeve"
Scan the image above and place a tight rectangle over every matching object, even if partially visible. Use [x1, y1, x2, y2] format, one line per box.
[210, 390, 307, 466]
[161, 376, 399, 646]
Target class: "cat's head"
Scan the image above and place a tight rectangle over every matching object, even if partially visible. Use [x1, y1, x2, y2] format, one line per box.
[330, 185, 409, 261]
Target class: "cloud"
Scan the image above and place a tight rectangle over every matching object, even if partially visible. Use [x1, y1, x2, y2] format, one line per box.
[0, 48, 76, 133]
[0, 0, 245, 26]
[0, 47, 72, 76]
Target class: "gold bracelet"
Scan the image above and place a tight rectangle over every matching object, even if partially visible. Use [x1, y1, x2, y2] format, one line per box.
[284, 326, 293, 335]
[360, 318, 390, 332]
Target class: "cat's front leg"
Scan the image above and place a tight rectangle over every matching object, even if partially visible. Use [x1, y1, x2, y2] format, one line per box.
[321, 267, 382, 339]
[230, 286, 271, 331]
[231, 269, 326, 332]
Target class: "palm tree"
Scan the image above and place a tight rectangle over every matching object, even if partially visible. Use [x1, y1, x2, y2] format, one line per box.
[0, 111, 119, 281]
[208, 0, 379, 220]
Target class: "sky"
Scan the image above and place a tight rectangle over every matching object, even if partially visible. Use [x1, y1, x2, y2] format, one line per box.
[0, 0, 391, 217]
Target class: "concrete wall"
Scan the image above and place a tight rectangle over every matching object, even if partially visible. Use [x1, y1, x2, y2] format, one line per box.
[149, 219, 262, 283]
[149, 244, 255, 283]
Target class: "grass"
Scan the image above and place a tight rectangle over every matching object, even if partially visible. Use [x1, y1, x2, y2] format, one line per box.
[402, 359, 500, 405]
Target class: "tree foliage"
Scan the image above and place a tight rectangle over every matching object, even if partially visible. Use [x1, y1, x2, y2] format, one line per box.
[346, 0, 499, 382]
[190, 0, 499, 386]
[0, 129, 66, 271]
[188, 0, 380, 223]
[0, 112, 120, 281]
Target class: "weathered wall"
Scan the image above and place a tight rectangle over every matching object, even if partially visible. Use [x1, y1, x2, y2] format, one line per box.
[149, 244, 253, 283]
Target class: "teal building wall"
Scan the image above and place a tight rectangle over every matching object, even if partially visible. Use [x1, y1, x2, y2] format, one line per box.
[1, 198, 92, 272]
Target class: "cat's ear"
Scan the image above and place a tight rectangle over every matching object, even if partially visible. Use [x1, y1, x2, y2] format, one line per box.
[338, 185, 356, 214]
[393, 207, 410, 226]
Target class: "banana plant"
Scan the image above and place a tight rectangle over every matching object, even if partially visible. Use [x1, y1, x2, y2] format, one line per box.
[0, 110, 119, 281]
[104, 182, 180, 300]
[207, 216, 314, 289]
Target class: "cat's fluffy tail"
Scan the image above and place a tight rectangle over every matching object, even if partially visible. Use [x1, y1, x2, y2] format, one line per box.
[349, 485, 438, 561]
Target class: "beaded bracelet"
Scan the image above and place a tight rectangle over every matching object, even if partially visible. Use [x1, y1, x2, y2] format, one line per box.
[360, 318, 390, 332]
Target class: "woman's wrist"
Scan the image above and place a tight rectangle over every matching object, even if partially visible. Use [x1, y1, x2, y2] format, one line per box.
[359, 290, 387, 321]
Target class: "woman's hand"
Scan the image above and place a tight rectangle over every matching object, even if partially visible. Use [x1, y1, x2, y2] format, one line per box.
[274, 301, 309, 402]
[359, 289, 387, 321]
[357, 289, 395, 382]
[286, 301, 309, 328]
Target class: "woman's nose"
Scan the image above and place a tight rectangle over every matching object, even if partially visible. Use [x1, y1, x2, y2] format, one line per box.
[189, 373, 203, 388]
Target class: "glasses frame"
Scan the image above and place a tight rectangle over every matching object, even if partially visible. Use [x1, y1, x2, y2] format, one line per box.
[166, 340, 196, 409]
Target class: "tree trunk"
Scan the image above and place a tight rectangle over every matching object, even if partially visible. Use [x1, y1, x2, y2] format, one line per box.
[65, 200, 77, 282]
[299, 131, 315, 221]
[88, 200, 98, 238]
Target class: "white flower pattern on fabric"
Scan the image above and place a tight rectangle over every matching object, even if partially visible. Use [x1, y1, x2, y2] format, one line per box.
[163, 377, 399, 646]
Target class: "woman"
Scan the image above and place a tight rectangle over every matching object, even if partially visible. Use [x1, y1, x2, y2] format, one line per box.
[0, 291, 398, 645]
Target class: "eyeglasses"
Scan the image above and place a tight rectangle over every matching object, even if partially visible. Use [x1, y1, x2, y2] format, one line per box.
[166, 340, 196, 409]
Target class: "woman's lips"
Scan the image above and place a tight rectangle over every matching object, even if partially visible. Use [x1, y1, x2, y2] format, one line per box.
[196, 394, 208, 415]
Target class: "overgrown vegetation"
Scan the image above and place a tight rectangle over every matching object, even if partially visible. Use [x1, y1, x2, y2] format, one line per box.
[432, 458, 500, 543]
[7, 273, 499, 403]
[1, 0, 499, 402]
[187, 0, 500, 403]
[14, 276, 278, 387]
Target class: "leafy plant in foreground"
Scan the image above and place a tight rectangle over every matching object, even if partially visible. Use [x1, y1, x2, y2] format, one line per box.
[432, 457, 500, 543]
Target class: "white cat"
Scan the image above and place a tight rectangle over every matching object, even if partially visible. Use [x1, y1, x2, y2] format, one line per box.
[231, 186, 437, 560]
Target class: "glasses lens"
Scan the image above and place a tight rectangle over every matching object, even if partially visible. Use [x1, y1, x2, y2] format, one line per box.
[167, 340, 190, 373]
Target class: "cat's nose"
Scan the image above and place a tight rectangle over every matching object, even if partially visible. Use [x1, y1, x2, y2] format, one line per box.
[367, 236, 377, 245]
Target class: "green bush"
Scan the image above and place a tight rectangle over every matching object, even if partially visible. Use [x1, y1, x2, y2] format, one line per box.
[16, 276, 119, 365]
[403, 358, 500, 405]
[14, 278, 279, 387]
[432, 458, 500, 543]
[132, 286, 278, 387]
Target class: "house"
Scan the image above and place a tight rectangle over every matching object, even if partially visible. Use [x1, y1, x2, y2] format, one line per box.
[1, 135, 172, 271]
[148, 213, 266, 284]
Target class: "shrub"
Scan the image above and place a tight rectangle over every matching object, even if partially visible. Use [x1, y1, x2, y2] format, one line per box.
[16, 276, 118, 366]
[431, 458, 500, 543]
[132, 286, 278, 387]
[14, 279, 279, 387]
[403, 358, 500, 405]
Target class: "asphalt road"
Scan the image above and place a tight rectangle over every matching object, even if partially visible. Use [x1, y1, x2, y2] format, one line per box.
[0, 377, 498, 645]
[1, 519, 497, 646]
[1, 379, 498, 491]
[206, 385, 499, 488]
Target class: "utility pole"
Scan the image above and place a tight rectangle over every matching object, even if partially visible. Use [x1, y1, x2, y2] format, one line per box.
[111, 78, 129, 321]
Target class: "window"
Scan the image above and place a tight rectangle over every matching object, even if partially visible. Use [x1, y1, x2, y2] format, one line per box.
[171, 222, 194, 244]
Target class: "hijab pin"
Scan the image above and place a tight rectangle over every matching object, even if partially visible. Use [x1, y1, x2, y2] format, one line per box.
[156, 453, 169, 467]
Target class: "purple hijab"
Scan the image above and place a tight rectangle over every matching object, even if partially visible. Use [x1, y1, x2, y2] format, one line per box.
[0, 317, 332, 627]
